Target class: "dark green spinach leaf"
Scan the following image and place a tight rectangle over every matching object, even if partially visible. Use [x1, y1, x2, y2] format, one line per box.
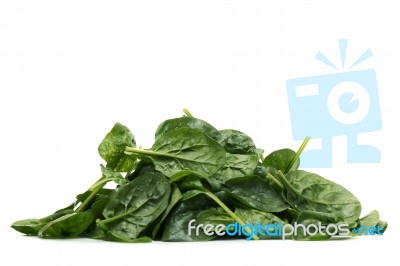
[11, 204, 75, 236]
[218, 129, 257, 154]
[126, 128, 226, 177]
[213, 153, 258, 182]
[263, 148, 299, 174]
[38, 212, 94, 238]
[225, 176, 289, 212]
[97, 172, 171, 241]
[279, 170, 362, 224]
[155, 116, 221, 141]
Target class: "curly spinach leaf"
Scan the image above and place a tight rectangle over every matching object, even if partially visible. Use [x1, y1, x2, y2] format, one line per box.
[97, 172, 171, 241]
[279, 170, 362, 224]
[98, 122, 137, 172]
[126, 128, 226, 177]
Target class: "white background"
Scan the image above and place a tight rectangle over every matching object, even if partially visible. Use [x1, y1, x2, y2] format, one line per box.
[1, 0, 399, 265]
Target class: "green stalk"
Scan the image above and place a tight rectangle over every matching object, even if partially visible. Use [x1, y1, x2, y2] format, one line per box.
[75, 183, 105, 213]
[183, 108, 194, 117]
[88, 178, 114, 191]
[285, 136, 310, 174]
[267, 173, 284, 190]
[75, 174, 112, 213]
[125, 147, 165, 157]
[97, 211, 127, 225]
[204, 191, 259, 240]
[126, 147, 193, 161]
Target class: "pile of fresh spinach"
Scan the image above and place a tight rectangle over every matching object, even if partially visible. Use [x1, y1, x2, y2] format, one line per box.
[11, 109, 387, 242]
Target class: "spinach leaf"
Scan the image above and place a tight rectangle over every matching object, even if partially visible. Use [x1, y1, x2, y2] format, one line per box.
[377, 220, 388, 233]
[126, 128, 226, 177]
[100, 165, 128, 186]
[195, 208, 234, 238]
[150, 184, 183, 238]
[126, 160, 155, 181]
[224, 176, 289, 212]
[11, 204, 75, 236]
[169, 170, 222, 191]
[358, 210, 380, 228]
[38, 212, 95, 238]
[253, 162, 267, 178]
[97, 172, 171, 241]
[98, 122, 137, 172]
[279, 170, 362, 224]
[155, 116, 221, 141]
[213, 153, 258, 182]
[196, 209, 234, 227]
[354, 210, 388, 236]
[11, 218, 54, 236]
[161, 193, 216, 241]
[213, 130, 259, 182]
[91, 197, 110, 220]
[218, 129, 257, 155]
[263, 148, 299, 174]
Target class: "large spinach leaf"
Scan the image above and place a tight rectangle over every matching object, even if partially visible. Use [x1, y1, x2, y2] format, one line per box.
[161, 193, 216, 241]
[97, 172, 171, 241]
[213, 153, 258, 182]
[225, 176, 288, 212]
[126, 128, 226, 177]
[279, 170, 362, 223]
[150, 184, 183, 238]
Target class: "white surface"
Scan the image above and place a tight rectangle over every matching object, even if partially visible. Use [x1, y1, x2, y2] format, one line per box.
[1, 0, 399, 265]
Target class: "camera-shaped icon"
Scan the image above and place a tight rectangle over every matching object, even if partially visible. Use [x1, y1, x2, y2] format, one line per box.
[287, 69, 382, 167]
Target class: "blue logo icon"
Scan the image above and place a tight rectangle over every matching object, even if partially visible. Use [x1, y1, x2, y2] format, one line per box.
[286, 39, 382, 167]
